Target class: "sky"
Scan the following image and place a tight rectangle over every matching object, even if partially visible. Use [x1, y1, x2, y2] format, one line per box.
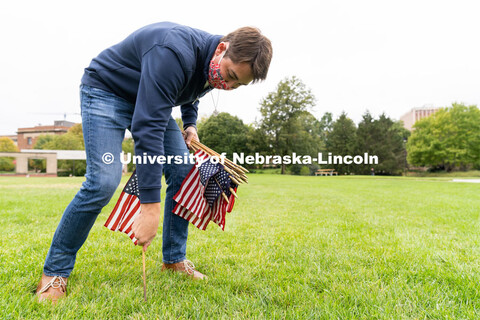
[1, 0, 479, 135]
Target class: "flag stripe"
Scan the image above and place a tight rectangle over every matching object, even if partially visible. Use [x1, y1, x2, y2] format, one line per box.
[117, 194, 136, 229]
[105, 191, 126, 227]
[119, 198, 140, 231]
[107, 193, 132, 231]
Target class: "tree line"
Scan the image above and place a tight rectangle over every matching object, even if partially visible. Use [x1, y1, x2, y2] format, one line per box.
[1, 76, 478, 176]
[198, 76, 410, 175]
[199, 77, 479, 175]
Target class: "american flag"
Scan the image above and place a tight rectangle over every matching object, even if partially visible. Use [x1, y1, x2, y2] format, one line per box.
[104, 149, 237, 244]
[173, 149, 237, 231]
[197, 153, 234, 206]
[104, 171, 140, 245]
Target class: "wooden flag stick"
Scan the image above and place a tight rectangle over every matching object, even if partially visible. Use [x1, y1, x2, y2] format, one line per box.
[189, 144, 248, 184]
[190, 140, 249, 173]
[189, 139, 249, 175]
[231, 173, 248, 184]
[222, 165, 236, 177]
[223, 165, 247, 182]
[186, 137, 250, 184]
[142, 248, 147, 302]
[229, 175, 242, 186]
[190, 146, 247, 184]
[221, 192, 229, 203]
[213, 177, 229, 204]
[229, 187, 238, 198]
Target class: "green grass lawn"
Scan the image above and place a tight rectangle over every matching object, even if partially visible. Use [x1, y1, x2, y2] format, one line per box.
[1, 174, 479, 319]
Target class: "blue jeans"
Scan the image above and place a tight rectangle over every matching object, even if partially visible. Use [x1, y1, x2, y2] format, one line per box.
[43, 85, 191, 277]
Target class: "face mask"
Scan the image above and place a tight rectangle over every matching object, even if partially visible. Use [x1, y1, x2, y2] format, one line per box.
[208, 47, 232, 90]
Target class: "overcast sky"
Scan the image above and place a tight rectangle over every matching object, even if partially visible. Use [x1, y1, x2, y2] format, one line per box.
[1, 0, 479, 135]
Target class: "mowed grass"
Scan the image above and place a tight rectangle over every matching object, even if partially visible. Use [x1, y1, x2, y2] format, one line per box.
[1, 174, 480, 319]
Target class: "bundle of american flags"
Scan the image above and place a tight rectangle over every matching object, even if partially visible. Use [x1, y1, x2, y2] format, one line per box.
[104, 140, 248, 244]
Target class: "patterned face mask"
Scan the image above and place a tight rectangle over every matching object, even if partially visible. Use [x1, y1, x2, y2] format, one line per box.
[208, 45, 232, 90]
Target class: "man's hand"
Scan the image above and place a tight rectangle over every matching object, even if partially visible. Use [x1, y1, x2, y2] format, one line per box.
[132, 202, 161, 250]
[183, 126, 199, 148]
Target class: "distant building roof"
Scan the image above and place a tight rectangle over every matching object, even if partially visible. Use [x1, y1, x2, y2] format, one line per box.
[17, 120, 76, 134]
[0, 135, 18, 141]
[54, 120, 76, 127]
[17, 125, 71, 134]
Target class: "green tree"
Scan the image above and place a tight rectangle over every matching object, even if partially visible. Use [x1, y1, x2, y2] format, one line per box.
[44, 133, 83, 151]
[198, 112, 250, 159]
[0, 137, 18, 171]
[34, 135, 55, 149]
[258, 76, 316, 174]
[176, 115, 210, 137]
[195, 115, 209, 134]
[68, 123, 85, 148]
[0, 137, 17, 152]
[355, 112, 408, 175]
[292, 111, 324, 154]
[374, 115, 409, 175]
[175, 118, 183, 131]
[245, 124, 268, 155]
[318, 112, 333, 148]
[407, 103, 480, 171]
[326, 112, 357, 174]
[122, 138, 135, 172]
[289, 111, 325, 175]
[355, 111, 376, 175]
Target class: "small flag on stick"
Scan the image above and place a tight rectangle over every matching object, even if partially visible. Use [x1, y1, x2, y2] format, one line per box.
[103, 171, 146, 300]
[104, 171, 141, 245]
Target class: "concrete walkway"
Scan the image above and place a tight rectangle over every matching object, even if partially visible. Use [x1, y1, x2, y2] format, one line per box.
[452, 179, 480, 183]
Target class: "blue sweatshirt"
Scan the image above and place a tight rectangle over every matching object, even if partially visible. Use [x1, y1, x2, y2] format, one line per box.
[81, 22, 222, 203]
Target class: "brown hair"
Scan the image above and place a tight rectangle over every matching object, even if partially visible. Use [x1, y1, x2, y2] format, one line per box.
[220, 27, 273, 83]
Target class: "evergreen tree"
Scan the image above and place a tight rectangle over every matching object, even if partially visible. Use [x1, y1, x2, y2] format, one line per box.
[326, 112, 357, 174]
[355, 112, 408, 175]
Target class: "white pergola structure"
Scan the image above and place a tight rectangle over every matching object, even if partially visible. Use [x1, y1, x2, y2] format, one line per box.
[0, 149, 86, 175]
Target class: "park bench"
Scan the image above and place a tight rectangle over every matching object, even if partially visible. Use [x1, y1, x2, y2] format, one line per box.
[315, 169, 338, 176]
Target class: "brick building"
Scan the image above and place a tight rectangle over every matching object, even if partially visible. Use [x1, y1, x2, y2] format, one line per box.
[16, 120, 76, 150]
[400, 105, 440, 131]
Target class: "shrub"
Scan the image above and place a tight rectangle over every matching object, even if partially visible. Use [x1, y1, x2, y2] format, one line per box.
[300, 166, 311, 176]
